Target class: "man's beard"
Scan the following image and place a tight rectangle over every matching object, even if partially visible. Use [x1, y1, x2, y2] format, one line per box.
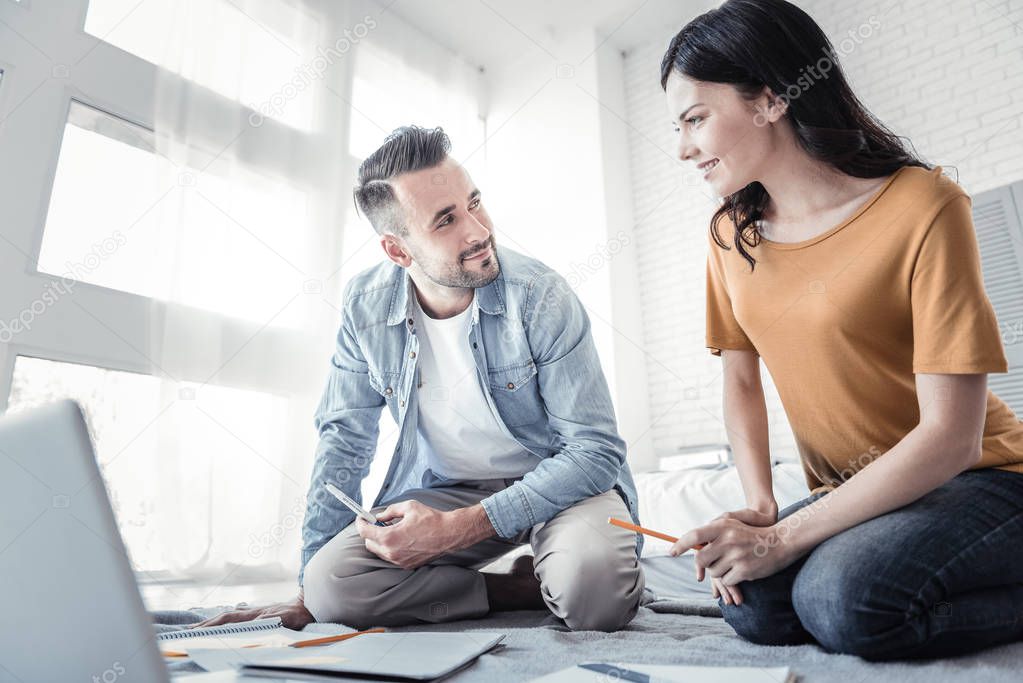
[419, 237, 500, 289]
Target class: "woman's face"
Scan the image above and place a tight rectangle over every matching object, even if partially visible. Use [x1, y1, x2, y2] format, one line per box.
[664, 71, 781, 196]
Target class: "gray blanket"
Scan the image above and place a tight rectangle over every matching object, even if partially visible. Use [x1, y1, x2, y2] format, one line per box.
[155, 556, 1023, 682]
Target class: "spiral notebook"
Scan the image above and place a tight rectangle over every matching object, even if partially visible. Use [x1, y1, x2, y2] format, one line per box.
[156, 616, 310, 656]
[156, 616, 285, 641]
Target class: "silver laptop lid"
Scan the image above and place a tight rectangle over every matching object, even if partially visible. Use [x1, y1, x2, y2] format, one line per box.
[0, 399, 170, 683]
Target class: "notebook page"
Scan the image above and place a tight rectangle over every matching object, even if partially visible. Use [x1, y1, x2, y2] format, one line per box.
[159, 626, 310, 656]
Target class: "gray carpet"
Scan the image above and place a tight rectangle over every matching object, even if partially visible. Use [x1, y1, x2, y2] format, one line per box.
[156, 555, 1023, 682]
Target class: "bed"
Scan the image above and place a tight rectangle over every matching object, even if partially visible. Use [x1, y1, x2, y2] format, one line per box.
[156, 463, 1023, 681]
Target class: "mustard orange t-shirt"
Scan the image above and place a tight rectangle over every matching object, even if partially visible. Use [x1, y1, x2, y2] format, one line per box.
[706, 165, 1023, 493]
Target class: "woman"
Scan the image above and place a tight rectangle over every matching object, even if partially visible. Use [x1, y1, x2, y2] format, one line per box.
[661, 0, 1023, 661]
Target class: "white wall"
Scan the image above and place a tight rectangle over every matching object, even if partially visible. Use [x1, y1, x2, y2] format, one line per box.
[621, 0, 1023, 462]
[481, 27, 655, 470]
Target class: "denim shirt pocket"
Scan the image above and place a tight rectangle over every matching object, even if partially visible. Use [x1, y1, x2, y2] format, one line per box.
[487, 359, 545, 427]
[368, 370, 401, 420]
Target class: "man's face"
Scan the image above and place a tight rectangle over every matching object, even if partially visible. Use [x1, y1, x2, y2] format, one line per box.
[389, 157, 499, 289]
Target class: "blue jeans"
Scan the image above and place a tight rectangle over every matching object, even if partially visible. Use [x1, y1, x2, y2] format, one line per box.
[721, 468, 1023, 660]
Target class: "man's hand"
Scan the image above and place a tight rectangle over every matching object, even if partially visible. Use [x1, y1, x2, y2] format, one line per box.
[705, 506, 778, 606]
[188, 591, 314, 631]
[357, 500, 495, 570]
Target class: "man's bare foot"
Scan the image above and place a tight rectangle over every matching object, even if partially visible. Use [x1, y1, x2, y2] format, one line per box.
[483, 555, 548, 612]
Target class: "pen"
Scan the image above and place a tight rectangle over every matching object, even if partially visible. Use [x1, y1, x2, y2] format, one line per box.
[578, 663, 650, 682]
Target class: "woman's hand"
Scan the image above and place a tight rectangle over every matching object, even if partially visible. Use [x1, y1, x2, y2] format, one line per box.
[189, 592, 314, 631]
[716, 506, 778, 527]
[711, 577, 741, 605]
[677, 505, 780, 606]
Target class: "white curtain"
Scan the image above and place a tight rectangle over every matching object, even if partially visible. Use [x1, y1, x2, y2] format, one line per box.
[123, 0, 483, 583]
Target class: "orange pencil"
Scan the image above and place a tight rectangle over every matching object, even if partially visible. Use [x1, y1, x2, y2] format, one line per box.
[291, 627, 386, 648]
[608, 517, 706, 550]
[161, 627, 386, 658]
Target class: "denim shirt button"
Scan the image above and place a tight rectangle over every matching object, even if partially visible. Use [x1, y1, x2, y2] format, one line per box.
[400, 400, 405, 407]
[409, 351, 416, 358]
[506, 382, 515, 390]
[385, 387, 393, 396]
[473, 342, 478, 349]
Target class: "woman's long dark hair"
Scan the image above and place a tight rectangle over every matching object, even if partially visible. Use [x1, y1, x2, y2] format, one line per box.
[661, 0, 931, 269]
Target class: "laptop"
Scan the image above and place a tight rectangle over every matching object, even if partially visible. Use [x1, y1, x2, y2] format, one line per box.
[0, 399, 292, 682]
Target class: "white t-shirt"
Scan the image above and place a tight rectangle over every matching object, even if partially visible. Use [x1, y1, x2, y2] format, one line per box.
[412, 291, 535, 481]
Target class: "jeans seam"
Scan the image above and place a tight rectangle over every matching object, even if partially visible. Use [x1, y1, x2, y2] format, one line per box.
[912, 510, 1023, 609]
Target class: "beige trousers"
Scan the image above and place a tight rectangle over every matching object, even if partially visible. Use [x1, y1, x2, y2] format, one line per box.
[302, 479, 645, 632]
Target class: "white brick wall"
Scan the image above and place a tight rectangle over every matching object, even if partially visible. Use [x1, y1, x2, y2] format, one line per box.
[621, 0, 1023, 463]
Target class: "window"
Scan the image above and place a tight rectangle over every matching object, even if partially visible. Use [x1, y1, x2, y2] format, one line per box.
[38, 100, 310, 326]
[349, 43, 483, 162]
[83, 0, 314, 129]
[7, 355, 297, 576]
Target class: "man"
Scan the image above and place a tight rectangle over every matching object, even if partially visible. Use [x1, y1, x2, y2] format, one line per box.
[197, 125, 644, 632]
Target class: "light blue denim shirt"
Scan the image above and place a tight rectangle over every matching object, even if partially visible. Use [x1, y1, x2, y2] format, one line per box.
[299, 246, 642, 585]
